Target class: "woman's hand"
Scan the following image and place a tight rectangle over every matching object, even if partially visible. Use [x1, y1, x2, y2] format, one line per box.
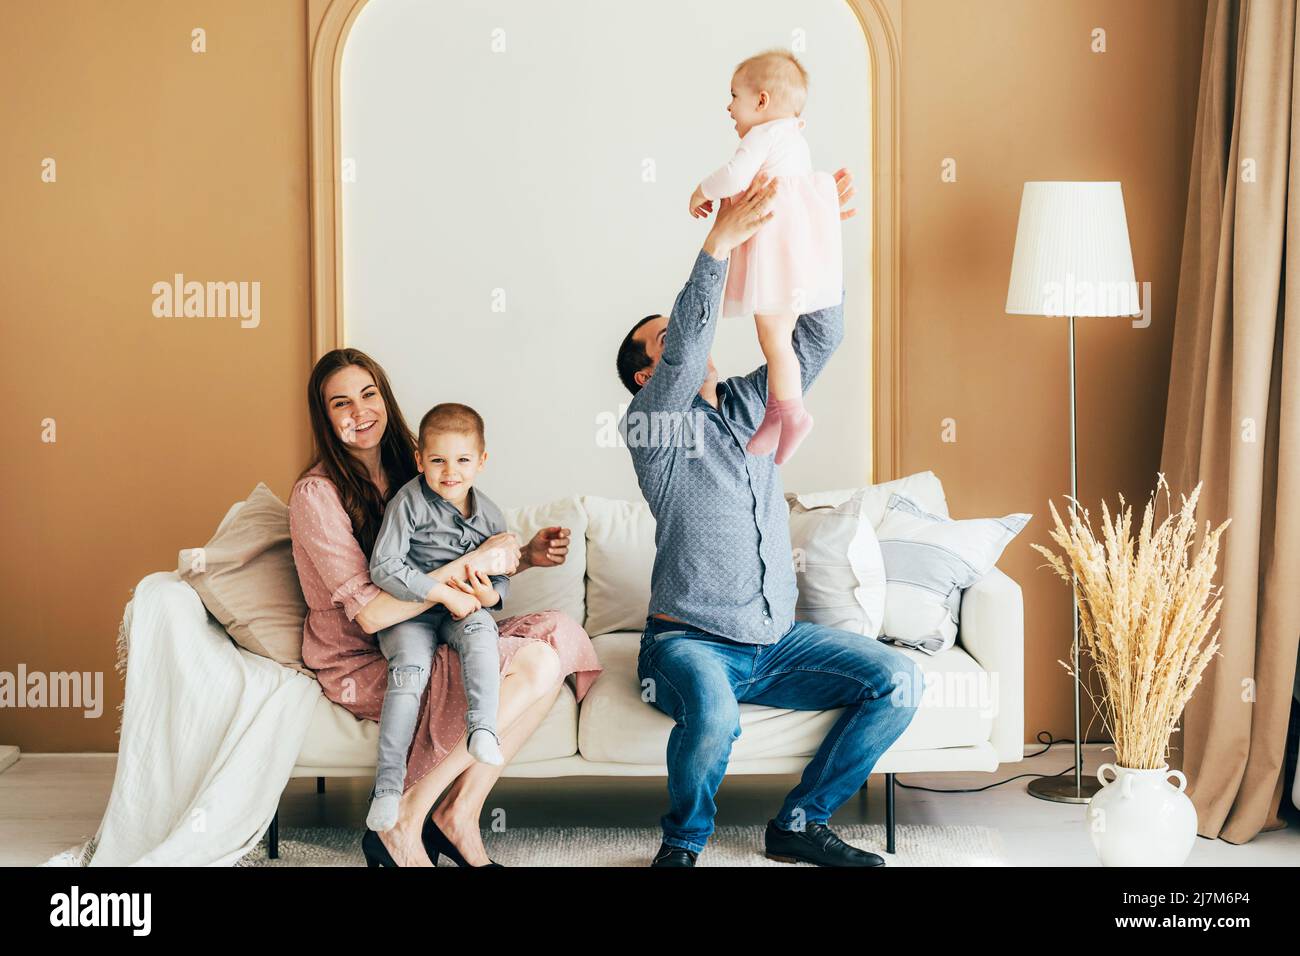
[465, 531, 521, 577]
[702, 172, 778, 259]
[520, 526, 571, 570]
[833, 167, 857, 221]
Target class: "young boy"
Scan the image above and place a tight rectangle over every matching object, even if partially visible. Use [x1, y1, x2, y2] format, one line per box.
[365, 402, 511, 832]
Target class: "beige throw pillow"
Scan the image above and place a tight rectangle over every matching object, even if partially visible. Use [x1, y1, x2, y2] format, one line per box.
[786, 487, 888, 637]
[177, 483, 313, 678]
[581, 495, 657, 637]
[493, 496, 588, 626]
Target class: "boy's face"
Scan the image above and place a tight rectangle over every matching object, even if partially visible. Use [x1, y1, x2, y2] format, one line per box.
[417, 430, 487, 505]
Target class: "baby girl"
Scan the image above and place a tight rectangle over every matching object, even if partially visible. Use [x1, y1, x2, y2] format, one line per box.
[689, 49, 843, 464]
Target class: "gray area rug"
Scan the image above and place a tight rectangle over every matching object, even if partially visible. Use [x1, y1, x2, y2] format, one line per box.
[238, 823, 1006, 867]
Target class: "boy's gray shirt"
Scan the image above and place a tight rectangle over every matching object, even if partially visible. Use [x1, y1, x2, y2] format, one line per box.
[369, 475, 510, 610]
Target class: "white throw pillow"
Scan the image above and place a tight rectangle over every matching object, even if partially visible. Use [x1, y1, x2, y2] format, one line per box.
[494, 496, 587, 627]
[581, 495, 657, 636]
[786, 487, 887, 636]
[793, 470, 950, 527]
[875, 492, 1030, 654]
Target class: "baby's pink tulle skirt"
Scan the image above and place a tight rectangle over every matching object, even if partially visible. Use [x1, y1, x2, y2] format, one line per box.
[722, 170, 843, 318]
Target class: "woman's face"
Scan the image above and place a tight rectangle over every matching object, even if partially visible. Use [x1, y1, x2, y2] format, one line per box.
[321, 364, 387, 450]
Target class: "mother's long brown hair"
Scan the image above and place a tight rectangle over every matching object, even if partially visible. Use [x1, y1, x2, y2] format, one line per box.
[300, 348, 419, 554]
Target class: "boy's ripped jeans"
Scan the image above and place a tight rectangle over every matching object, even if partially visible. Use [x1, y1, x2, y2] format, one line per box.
[371, 607, 501, 798]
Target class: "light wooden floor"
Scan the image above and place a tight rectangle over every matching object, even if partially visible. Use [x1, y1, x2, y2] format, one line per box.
[3, 744, 1296, 866]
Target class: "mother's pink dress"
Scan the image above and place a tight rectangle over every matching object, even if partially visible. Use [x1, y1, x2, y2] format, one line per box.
[287, 464, 602, 791]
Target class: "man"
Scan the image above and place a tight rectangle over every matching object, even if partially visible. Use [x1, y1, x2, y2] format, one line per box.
[616, 171, 924, 867]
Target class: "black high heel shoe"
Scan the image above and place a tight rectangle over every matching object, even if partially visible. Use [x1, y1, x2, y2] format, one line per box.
[361, 828, 396, 867]
[362, 827, 441, 867]
[422, 817, 503, 868]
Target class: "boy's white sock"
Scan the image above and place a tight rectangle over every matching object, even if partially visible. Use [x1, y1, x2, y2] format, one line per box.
[468, 728, 504, 766]
[366, 792, 401, 832]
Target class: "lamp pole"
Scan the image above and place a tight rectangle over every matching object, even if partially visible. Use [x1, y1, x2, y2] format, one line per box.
[1028, 314, 1101, 803]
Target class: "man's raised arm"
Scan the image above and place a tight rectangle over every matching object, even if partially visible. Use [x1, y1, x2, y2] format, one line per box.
[729, 294, 844, 416]
[793, 294, 846, 391]
[631, 250, 728, 414]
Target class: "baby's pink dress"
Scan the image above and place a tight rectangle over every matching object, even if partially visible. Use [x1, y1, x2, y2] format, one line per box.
[699, 116, 842, 318]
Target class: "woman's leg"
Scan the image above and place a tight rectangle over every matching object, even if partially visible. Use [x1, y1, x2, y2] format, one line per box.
[429, 646, 563, 865]
[378, 640, 562, 866]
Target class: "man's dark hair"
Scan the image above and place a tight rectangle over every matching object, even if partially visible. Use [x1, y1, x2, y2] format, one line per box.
[616, 314, 661, 395]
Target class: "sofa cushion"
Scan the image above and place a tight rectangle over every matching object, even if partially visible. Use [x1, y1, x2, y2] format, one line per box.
[494, 496, 587, 627]
[177, 483, 313, 678]
[876, 493, 1031, 655]
[787, 487, 887, 636]
[576, 632, 995, 765]
[297, 681, 578, 770]
[580, 475, 946, 639]
[581, 496, 656, 637]
[791, 470, 950, 527]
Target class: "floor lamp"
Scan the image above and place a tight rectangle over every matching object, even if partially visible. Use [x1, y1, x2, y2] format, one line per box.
[1005, 181, 1141, 804]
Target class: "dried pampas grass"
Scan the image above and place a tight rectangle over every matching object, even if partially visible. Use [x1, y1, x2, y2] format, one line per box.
[1032, 474, 1229, 769]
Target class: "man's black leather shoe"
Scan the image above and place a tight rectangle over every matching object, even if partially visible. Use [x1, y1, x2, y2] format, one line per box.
[651, 842, 698, 867]
[764, 820, 885, 867]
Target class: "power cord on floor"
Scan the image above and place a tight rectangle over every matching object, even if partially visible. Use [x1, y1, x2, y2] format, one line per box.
[892, 732, 1112, 794]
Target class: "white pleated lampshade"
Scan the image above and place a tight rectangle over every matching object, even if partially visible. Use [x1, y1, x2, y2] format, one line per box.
[1005, 181, 1140, 317]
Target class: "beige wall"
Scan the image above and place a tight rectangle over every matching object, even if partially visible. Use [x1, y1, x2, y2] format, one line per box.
[0, 1, 313, 750]
[1, 0, 1206, 752]
[898, 0, 1207, 744]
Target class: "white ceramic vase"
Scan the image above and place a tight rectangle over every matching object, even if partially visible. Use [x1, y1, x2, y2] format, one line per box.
[1086, 763, 1198, 866]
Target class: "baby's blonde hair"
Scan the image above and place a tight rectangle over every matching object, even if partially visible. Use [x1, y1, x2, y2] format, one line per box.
[733, 49, 809, 116]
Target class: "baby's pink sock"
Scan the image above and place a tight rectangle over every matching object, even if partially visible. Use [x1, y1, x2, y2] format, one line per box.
[774, 399, 814, 465]
[746, 396, 783, 456]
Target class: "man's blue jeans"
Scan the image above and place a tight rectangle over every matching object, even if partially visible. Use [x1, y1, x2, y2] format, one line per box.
[637, 616, 925, 854]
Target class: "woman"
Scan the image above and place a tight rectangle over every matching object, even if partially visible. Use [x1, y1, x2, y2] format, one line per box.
[288, 348, 602, 866]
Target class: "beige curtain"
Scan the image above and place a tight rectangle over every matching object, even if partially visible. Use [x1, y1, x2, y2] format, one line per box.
[1161, 0, 1300, 843]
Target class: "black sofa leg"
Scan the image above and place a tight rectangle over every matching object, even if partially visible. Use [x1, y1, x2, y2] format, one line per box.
[268, 809, 279, 860]
[317, 776, 325, 794]
[885, 773, 896, 854]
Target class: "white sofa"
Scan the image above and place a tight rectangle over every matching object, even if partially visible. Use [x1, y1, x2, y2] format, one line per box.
[272, 471, 1024, 856]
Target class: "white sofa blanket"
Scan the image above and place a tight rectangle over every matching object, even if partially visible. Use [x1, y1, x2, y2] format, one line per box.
[57, 572, 320, 866]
